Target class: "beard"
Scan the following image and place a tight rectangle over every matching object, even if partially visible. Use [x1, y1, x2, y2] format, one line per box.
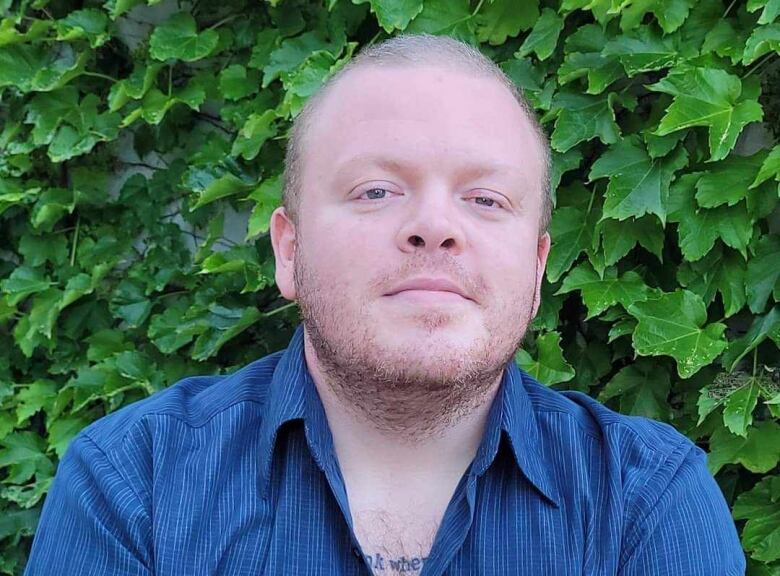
[293, 241, 538, 443]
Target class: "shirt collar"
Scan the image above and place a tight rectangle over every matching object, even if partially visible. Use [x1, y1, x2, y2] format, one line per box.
[258, 324, 560, 508]
[257, 324, 307, 498]
[481, 360, 561, 508]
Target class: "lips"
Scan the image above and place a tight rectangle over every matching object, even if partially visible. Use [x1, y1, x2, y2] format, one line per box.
[385, 277, 472, 301]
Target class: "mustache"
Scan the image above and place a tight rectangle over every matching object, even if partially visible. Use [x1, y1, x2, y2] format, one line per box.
[370, 257, 483, 302]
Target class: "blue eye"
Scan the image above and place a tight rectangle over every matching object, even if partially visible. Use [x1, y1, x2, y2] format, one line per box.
[474, 196, 496, 207]
[362, 188, 389, 200]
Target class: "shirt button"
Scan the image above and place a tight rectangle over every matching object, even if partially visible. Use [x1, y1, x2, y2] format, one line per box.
[352, 546, 361, 559]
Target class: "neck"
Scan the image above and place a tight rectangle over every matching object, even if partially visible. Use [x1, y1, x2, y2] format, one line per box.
[303, 335, 504, 483]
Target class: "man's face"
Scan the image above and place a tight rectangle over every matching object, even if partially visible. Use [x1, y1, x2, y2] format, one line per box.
[271, 64, 550, 428]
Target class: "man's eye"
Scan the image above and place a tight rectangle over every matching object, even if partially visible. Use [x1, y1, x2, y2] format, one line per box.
[472, 196, 500, 208]
[360, 188, 391, 200]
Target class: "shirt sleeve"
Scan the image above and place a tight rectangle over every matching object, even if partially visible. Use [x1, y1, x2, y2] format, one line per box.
[617, 443, 746, 576]
[23, 432, 153, 576]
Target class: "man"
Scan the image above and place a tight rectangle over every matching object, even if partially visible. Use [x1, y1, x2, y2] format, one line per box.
[24, 33, 745, 575]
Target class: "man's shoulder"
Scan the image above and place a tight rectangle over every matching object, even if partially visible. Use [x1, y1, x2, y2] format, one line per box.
[77, 348, 287, 454]
[521, 371, 696, 463]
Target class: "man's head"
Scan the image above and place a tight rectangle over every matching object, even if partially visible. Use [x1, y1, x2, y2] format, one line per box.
[270, 33, 552, 438]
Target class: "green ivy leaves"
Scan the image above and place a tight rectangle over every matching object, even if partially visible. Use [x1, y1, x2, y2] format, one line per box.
[628, 290, 727, 378]
[0, 1, 778, 573]
[149, 13, 220, 62]
[649, 67, 764, 161]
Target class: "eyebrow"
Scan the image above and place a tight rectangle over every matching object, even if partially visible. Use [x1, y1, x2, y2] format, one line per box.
[334, 154, 524, 184]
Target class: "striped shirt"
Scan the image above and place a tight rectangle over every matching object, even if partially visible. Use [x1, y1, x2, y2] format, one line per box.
[24, 323, 745, 575]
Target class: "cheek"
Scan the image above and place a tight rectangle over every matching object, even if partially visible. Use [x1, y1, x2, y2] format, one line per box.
[302, 218, 379, 287]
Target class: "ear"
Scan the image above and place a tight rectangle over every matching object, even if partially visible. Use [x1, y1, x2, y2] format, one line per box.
[270, 206, 297, 301]
[531, 232, 551, 319]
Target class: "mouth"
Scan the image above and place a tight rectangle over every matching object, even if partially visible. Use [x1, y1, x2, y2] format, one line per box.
[384, 289, 472, 304]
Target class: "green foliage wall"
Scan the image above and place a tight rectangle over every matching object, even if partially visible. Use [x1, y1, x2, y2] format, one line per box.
[0, 0, 778, 573]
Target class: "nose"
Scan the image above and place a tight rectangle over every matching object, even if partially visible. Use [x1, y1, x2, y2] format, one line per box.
[395, 186, 467, 256]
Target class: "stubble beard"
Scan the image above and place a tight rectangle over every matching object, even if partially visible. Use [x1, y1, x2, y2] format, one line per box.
[293, 243, 538, 443]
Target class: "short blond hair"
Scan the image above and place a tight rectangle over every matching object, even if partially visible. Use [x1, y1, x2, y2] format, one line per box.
[282, 33, 552, 234]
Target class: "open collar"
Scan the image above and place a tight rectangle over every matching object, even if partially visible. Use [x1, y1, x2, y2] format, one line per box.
[258, 324, 560, 508]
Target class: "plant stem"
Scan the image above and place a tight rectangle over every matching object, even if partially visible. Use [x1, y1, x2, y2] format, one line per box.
[742, 53, 776, 80]
[83, 71, 117, 82]
[70, 214, 80, 266]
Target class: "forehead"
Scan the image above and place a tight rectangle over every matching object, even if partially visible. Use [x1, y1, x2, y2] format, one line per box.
[301, 64, 544, 190]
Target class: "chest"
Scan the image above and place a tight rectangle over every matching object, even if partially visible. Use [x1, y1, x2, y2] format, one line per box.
[351, 507, 441, 574]
[150, 427, 600, 576]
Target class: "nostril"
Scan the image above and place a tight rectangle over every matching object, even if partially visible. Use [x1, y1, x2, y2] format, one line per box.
[409, 235, 424, 247]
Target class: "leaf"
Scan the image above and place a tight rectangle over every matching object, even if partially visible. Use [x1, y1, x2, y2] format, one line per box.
[551, 91, 620, 152]
[722, 307, 780, 371]
[598, 359, 672, 420]
[549, 149, 582, 206]
[515, 331, 575, 386]
[47, 416, 90, 459]
[279, 48, 350, 117]
[0, 43, 87, 93]
[15, 380, 57, 426]
[0, 266, 54, 306]
[25, 88, 79, 146]
[668, 173, 755, 261]
[556, 262, 650, 319]
[602, 27, 680, 76]
[627, 290, 728, 378]
[398, 0, 472, 40]
[245, 174, 283, 240]
[0, 474, 52, 509]
[733, 476, 780, 563]
[191, 304, 264, 360]
[248, 29, 280, 70]
[186, 166, 257, 210]
[55, 8, 110, 48]
[231, 110, 278, 161]
[743, 23, 780, 64]
[18, 232, 68, 267]
[60, 273, 95, 311]
[104, 0, 143, 19]
[752, 145, 780, 188]
[148, 305, 200, 354]
[546, 185, 600, 282]
[515, 8, 564, 61]
[649, 66, 763, 161]
[747, 235, 780, 313]
[564, 334, 611, 392]
[695, 150, 768, 208]
[218, 64, 260, 101]
[0, 17, 51, 47]
[263, 30, 344, 88]
[749, 0, 780, 24]
[108, 62, 164, 111]
[708, 420, 780, 475]
[0, 432, 54, 484]
[599, 216, 664, 266]
[676, 245, 747, 317]
[149, 12, 219, 62]
[589, 136, 687, 224]
[353, 0, 424, 33]
[699, 369, 776, 437]
[632, 0, 697, 32]
[109, 279, 152, 327]
[0, 507, 40, 541]
[558, 25, 623, 95]
[701, 19, 746, 64]
[44, 94, 121, 162]
[121, 82, 206, 127]
[473, 0, 537, 45]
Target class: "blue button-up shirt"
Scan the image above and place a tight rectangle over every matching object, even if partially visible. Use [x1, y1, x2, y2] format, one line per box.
[24, 324, 745, 575]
